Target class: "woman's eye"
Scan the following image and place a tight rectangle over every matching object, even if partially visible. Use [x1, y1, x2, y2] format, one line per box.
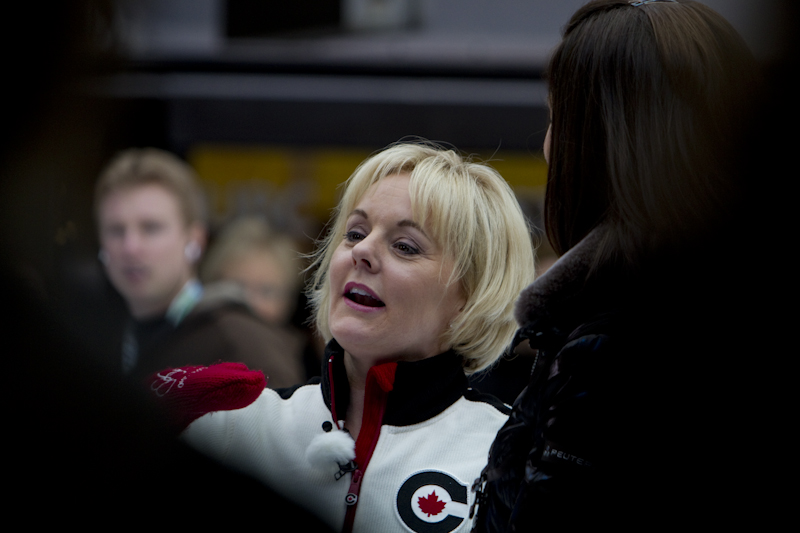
[394, 242, 419, 255]
[344, 230, 365, 243]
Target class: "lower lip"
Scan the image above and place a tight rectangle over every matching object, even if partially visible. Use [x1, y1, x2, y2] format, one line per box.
[343, 296, 385, 313]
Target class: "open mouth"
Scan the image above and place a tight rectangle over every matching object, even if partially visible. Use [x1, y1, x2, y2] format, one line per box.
[345, 287, 385, 308]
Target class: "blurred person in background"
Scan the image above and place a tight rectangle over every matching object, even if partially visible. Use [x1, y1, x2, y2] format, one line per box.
[95, 148, 304, 387]
[471, 1, 768, 530]
[202, 217, 301, 325]
[201, 216, 320, 381]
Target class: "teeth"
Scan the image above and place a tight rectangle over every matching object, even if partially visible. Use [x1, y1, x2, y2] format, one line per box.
[346, 287, 385, 307]
[349, 288, 372, 297]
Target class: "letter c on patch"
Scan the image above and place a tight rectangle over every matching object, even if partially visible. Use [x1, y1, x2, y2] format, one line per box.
[396, 471, 469, 533]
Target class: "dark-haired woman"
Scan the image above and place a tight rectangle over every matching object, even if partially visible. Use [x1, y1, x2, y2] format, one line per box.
[471, 1, 761, 530]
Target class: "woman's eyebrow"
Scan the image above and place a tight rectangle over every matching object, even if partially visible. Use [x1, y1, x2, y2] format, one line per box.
[399, 219, 432, 242]
[348, 209, 429, 238]
[398, 219, 425, 234]
[348, 209, 368, 219]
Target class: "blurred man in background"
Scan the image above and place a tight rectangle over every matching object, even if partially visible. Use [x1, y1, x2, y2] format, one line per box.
[95, 148, 305, 386]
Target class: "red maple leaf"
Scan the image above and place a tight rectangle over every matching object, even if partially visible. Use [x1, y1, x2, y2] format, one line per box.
[417, 490, 446, 517]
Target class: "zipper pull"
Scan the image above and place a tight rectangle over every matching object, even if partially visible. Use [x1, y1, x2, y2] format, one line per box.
[345, 469, 363, 506]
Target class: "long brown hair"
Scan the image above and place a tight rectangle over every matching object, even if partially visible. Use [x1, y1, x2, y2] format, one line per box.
[545, 0, 760, 268]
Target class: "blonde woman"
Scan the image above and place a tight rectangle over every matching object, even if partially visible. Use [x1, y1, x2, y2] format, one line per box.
[151, 141, 534, 533]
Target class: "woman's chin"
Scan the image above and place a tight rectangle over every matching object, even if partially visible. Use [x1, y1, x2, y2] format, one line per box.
[329, 313, 385, 348]
[330, 313, 448, 368]
[334, 337, 384, 362]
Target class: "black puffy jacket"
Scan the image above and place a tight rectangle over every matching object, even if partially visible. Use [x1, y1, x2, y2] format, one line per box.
[472, 229, 617, 531]
[471, 227, 751, 531]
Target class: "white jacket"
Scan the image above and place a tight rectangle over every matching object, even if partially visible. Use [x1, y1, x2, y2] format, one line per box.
[183, 341, 509, 533]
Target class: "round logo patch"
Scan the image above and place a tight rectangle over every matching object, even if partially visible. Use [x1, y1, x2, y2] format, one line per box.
[396, 471, 469, 533]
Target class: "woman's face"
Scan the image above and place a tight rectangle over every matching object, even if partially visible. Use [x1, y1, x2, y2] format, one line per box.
[220, 250, 293, 324]
[327, 173, 465, 369]
[544, 123, 552, 165]
[544, 96, 553, 165]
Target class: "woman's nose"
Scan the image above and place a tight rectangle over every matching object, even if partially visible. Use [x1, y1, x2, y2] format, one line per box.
[351, 235, 378, 271]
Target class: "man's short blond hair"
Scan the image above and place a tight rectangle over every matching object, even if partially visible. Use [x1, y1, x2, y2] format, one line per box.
[307, 141, 535, 373]
[94, 147, 205, 227]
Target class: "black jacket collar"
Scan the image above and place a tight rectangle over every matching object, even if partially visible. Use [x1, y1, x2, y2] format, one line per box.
[320, 340, 469, 427]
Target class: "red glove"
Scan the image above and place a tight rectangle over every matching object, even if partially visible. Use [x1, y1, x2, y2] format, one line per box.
[147, 362, 266, 431]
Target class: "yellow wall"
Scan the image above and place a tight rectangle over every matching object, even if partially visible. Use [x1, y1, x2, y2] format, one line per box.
[188, 143, 548, 225]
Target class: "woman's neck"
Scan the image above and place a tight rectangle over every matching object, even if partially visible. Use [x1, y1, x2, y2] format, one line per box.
[343, 352, 368, 439]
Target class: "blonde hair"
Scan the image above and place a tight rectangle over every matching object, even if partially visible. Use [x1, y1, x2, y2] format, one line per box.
[307, 141, 535, 373]
[201, 217, 301, 291]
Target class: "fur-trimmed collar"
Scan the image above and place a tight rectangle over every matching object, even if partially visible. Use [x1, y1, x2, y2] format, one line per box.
[514, 227, 622, 347]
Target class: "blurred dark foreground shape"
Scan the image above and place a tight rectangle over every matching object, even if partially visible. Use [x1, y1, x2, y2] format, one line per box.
[0, 1, 330, 526]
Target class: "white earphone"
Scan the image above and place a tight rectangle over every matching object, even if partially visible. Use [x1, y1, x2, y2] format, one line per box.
[184, 241, 201, 262]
